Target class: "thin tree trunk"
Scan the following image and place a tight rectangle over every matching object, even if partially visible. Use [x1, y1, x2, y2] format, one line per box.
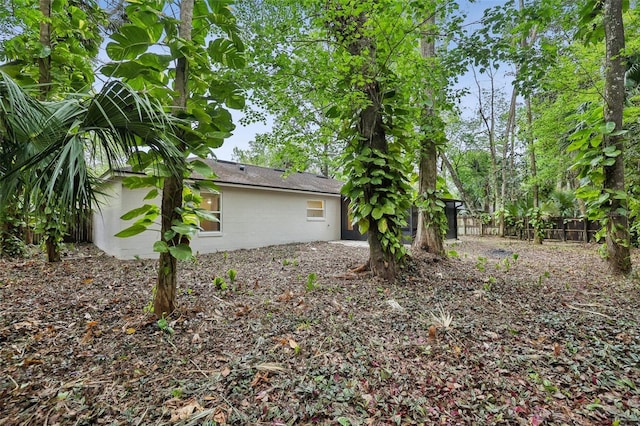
[500, 87, 517, 237]
[39, 0, 51, 98]
[526, 96, 538, 208]
[39, 0, 59, 262]
[441, 153, 474, 213]
[154, 0, 194, 317]
[602, 0, 631, 274]
[413, 15, 444, 255]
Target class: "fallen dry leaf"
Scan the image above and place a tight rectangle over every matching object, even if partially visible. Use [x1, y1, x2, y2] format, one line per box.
[169, 398, 203, 422]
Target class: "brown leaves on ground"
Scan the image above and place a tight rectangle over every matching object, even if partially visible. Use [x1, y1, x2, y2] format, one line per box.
[1, 237, 639, 425]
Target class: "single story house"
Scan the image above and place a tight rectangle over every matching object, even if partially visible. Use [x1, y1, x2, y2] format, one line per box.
[93, 160, 343, 259]
[93, 160, 462, 259]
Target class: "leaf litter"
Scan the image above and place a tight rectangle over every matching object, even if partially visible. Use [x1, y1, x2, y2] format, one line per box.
[0, 236, 639, 425]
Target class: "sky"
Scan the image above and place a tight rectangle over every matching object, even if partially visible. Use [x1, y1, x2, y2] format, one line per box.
[214, 0, 510, 161]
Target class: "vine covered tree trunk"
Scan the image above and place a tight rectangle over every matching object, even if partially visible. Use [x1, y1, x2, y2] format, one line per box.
[155, 175, 183, 317]
[360, 82, 398, 281]
[602, 0, 631, 274]
[413, 15, 444, 256]
[154, 0, 193, 317]
[414, 139, 444, 255]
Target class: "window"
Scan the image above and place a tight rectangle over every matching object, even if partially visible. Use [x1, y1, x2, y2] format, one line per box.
[307, 200, 325, 220]
[200, 192, 221, 233]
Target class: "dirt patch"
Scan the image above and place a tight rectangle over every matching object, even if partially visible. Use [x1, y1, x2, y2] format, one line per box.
[1, 237, 639, 425]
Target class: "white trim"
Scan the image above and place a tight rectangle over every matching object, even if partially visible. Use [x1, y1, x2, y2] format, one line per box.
[306, 199, 326, 221]
[199, 191, 222, 236]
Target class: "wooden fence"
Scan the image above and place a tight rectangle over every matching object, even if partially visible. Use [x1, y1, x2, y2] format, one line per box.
[457, 216, 600, 242]
[31, 213, 93, 245]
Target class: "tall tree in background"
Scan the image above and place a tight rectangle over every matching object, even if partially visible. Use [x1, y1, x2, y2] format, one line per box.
[413, 11, 445, 255]
[602, 0, 631, 273]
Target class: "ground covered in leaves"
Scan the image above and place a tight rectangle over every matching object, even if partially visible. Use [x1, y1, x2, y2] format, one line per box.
[1, 236, 639, 425]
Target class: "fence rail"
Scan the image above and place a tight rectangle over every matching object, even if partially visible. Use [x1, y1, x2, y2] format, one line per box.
[457, 216, 599, 242]
[30, 213, 93, 245]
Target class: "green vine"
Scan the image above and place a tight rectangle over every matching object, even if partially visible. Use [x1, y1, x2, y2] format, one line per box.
[341, 145, 413, 261]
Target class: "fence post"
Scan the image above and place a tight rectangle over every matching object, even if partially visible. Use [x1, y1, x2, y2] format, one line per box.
[584, 218, 589, 242]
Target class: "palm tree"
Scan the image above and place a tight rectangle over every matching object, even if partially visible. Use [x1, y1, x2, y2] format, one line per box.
[0, 72, 185, 261]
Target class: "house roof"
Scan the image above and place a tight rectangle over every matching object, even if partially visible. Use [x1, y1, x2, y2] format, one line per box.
[196, 160, 343, 195]
[113, 159, 342, 195]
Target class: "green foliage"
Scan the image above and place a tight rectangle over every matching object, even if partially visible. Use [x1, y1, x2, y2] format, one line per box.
[415, 179, 449, 240]
[213, 276, 228, 291]
[475, 256, 487, 273]
[341, 145, 413, 262]
[0, 0, 107, 94]
[305, 273, 318, 292]
[157, 316, 174, 335]
[227, 269, 237, 283]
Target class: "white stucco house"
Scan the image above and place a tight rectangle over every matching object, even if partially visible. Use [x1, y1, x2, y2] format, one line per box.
[93, 160, 343, 259]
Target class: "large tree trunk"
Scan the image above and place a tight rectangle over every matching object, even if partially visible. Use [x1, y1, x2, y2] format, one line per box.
[602, 0, 631, 274]
[154, 0, 193, 317]
[360, 81, 398, 281]
[413, 15, 444, 256]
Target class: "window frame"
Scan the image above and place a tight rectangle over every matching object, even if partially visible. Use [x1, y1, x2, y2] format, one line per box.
[199, 191, 222, 235]
[306, 199, 326, 221]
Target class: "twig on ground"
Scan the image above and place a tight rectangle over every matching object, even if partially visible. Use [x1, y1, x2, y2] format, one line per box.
[135, 407, 148, 426]
[190, 359, 209, 379]
[566, 304, 612, 319]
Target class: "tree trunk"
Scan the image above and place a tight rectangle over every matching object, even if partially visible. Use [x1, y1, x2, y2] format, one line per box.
[499, 87, 517, 237]
[45, 233, 61, 262]
[154, 0, 194, 317]
[526, 96, 538, 208]
[360, 81, 398, 281]
[413, 15, 444, 256]
[441, 153, 474, 213]
[39, 0, 51, 98]
[155, 175, 183, 317]
[40, 0, 60, 262]
[602, 0, 631, 274]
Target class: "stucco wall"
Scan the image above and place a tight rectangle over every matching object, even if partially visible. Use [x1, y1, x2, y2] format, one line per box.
[93, 179, 341, 259]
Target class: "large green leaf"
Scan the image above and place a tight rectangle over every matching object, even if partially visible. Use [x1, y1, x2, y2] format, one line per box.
[115, 224, 148, 238]
[168, 244, 193, 260]
[120, 204, 156, 220]
[106, 25, 153, 61]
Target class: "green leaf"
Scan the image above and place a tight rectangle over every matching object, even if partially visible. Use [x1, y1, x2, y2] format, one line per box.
[194, 209, 219, 222]
[372, 207, 383, 220]
[144, 189, 159, 200]
[115, 224, 148, 238]
[153, 240, 169, 253]
[168, 244, 193, 260]
[378, 218, 388, 233]
[358, 218, 370, 234]
[106, 25, 153, 61]
[171, 222, 197, 235]
[190, 159, 215, 178]
[121, 204, 155, 220]
[599, 121, 616, 134]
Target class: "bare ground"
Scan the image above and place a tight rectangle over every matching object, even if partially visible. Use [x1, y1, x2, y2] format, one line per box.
[0, 236, 639, 425]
